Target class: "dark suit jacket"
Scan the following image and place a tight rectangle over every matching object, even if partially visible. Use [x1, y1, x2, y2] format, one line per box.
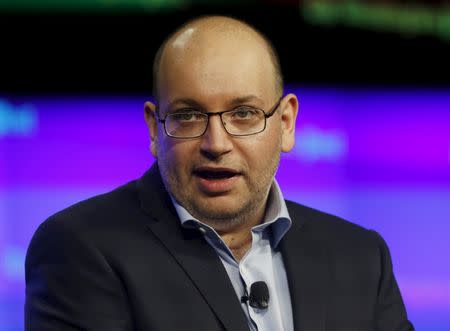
[25, 164, 414, 331]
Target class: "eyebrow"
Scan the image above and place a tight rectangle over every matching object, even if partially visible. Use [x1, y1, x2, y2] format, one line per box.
[166, 95, 265, 111]
[166, 98, 203, 110]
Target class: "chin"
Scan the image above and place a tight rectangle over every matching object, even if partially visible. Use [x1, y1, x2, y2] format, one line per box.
[192, 202, 243, 220]
[188, 198, 257, 226]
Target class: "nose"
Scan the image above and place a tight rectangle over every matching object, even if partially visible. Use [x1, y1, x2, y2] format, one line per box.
[199, 114, 233, 159]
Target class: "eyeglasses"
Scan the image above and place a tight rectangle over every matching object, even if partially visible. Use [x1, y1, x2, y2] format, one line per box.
[157, 97, 283, 139]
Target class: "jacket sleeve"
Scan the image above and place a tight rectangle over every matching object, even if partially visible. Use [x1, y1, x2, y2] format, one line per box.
[370, 230, 415, 331]
[25, 216, 133, 331]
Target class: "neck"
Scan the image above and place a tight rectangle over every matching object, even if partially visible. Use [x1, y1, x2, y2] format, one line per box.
[216, 200, 266, 262]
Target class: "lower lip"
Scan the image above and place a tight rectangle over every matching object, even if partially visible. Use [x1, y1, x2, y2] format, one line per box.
[195, 175, 240, 194]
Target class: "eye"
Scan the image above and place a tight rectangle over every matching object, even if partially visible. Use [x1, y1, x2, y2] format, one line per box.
[170, 111, 204, 122]
[230, 107, 259, 120]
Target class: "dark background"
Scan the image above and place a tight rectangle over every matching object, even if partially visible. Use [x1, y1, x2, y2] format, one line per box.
[1, 2, 449, 94]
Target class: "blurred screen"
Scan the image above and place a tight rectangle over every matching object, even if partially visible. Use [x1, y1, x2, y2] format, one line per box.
[1, 86, 449, 330]
[302, 0, 450, 42]
[0, 0, 253, 12]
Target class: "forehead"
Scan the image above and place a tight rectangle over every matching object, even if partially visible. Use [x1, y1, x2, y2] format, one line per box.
[157, 27, 276, 106]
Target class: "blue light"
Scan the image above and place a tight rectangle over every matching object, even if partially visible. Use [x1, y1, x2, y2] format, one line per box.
[295, 126, 348, 162]
[0, 99, 37, 137]
[1, 246, 25, 281]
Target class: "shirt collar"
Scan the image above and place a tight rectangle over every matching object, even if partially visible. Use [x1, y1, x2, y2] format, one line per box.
[170, 179, 292, 248]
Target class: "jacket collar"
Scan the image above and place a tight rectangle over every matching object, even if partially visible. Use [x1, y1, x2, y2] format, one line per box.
[136, 164, 249, 331]
[281, 201, 328, 331]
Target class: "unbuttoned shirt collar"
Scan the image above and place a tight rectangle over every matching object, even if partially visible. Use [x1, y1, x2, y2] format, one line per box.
[171, 179, 292, 250]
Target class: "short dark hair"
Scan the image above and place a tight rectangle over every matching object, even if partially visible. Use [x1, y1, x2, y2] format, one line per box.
[152, 15, 284, 103]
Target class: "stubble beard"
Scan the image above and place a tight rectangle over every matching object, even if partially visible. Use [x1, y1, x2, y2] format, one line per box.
[157, 151, 281, 232]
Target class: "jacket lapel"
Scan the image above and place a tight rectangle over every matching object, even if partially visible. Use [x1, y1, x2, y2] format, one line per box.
[136, 164, 249, 331]
[281, 202, 328, 331]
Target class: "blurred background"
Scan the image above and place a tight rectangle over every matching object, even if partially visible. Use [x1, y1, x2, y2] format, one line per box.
[1, 0, 449, 330]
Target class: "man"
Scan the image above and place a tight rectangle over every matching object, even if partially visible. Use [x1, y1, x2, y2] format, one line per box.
[25, 15, 414, 331]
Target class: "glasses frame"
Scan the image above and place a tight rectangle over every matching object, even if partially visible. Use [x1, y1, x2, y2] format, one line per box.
[156, 97, 283, 139]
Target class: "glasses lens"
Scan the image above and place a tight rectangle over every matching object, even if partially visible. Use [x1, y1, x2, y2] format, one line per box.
[165, 112, 207, 138]
[222, 107, 265, 135]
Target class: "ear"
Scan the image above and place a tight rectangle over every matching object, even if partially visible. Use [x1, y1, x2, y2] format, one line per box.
[144, 101, 159, 158]
[280, 93, 299, 153]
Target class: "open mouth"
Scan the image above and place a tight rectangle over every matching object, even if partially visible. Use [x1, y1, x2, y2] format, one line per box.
[194, 168, 240, 180]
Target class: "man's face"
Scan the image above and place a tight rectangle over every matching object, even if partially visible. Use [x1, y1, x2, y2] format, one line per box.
[145, 29, 297, 230]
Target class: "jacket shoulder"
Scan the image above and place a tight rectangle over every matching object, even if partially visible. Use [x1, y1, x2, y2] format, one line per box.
[28, 178, 149, 255]
[48, 179, 140, 226]
[285, 199, 380, 244]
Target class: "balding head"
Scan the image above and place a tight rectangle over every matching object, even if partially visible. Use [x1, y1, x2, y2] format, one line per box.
[152, 15, 283, 103]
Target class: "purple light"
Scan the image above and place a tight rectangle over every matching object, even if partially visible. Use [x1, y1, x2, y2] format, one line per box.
[1, 87, 450, 330]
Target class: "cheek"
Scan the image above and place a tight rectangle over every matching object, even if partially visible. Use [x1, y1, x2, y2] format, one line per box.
[158, 138, 196, 170]
[256, 124, 282, 149]
[239, 134, 281, 169]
